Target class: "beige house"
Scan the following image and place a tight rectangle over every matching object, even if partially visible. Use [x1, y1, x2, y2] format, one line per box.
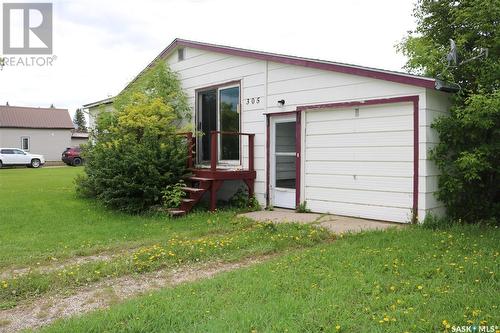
[0, 105, 74, 161]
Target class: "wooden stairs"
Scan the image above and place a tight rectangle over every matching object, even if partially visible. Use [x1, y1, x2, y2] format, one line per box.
[169, 175, 212, 217]
[169, 131, 256, 217]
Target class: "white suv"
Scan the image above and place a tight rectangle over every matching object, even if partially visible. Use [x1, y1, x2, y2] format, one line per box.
[0, 148, 45, 168]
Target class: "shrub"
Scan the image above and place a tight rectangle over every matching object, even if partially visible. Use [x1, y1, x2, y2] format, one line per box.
[228, 187, 261, 211]
[76, 63, 191, 213]
[430, 91, 499, 224]
[162, 181, 186, 208]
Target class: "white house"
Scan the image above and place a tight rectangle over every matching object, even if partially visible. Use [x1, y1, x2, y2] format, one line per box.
[87, 39, 455, 223]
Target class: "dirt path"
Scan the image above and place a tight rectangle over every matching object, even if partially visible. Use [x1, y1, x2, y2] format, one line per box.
[0, 255, 275, 332]
[0, 248, 136, 280]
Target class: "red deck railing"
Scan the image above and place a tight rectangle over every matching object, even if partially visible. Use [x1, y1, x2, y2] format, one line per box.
[177, 131, 255, 172]
[210, 131, 255, 172]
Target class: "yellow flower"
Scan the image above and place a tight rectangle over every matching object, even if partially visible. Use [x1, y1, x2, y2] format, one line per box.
[417, 285, 423, 290]
[442, 320, 451, 328]
[335, 325, 341, 330]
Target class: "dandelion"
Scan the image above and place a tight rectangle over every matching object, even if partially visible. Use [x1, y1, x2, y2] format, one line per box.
[335, 325, 341, 330]
[417, 285, 423, 290]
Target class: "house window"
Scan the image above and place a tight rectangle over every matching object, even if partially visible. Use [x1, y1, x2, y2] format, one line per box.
[178, 48, 185, 61]
[196, 84, 240, 163]
[21, 137, 30, 151]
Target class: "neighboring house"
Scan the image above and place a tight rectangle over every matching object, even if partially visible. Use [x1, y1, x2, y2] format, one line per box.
[71, 130, 89, 147]
[86, 38, 455, 223]
[0, 105, 74, 161]
[83, 97, 114, 131]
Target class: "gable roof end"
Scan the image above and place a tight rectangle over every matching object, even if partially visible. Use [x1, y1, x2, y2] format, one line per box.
[129, 38, 437, 90]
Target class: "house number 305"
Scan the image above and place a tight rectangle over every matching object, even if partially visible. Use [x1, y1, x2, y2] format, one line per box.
[245, 97, 261, 105]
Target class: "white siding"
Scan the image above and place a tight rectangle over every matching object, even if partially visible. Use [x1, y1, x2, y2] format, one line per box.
[419, 89, 451, 220]
[165, 46, 450, 222]
[304, 103, 414, 222]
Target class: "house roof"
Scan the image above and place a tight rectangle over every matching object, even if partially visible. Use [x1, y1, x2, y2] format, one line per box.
[0, 105, 74, 129]
[71, 130, 89, 138]
[128, 38, 438, 90]
[82, 96, 114, 108]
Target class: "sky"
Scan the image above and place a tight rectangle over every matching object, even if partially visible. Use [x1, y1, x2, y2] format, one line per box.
[0, 0, 418, 119]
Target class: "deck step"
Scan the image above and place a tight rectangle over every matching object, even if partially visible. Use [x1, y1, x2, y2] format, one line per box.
[182, 187, 205, 193]
[168, 209, 186, 217]
[181, 198, 196, 203]
[186, 176, 214, 182]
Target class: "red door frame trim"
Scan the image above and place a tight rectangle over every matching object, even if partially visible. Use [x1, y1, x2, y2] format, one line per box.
[294, 95, 420, 221]
[265, 111, 301, 209]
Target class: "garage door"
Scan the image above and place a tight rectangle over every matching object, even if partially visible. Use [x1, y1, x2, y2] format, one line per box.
[304, 102, 414, 222]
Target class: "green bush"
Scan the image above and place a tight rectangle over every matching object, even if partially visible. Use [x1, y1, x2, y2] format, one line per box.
[162, 181, 187, 208]
[76, 63, 191, 213]
[430, 91, 499, 224]
[228, 187, 260, 211]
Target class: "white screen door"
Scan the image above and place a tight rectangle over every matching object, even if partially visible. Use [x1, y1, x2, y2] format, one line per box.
[271, 116, 296, 209]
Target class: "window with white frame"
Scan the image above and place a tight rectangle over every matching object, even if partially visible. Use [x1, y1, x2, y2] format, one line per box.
[21, 137, 30, 151]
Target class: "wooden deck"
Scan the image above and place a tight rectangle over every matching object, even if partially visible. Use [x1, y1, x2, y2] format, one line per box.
[171, 131, 256, 216]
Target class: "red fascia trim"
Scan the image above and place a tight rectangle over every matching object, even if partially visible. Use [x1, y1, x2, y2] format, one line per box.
[265, 114, 270, 207]
[295, 112, 301, 208]
[266, 111, 301, 209]
[297, 95, 420, 222]
[138, 39, 435, 90]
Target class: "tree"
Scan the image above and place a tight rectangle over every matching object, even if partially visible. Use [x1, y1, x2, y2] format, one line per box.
[76, 62, 191, 213]
[73, 108, 87, 131]
[399, 0, 499, 223]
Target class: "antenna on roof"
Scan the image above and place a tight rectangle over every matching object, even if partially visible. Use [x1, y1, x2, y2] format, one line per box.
[50, 103, 55, 108]
[5, 101, 9, 106]
[446, 39, 457, 67]
[437, 39, 489, 92]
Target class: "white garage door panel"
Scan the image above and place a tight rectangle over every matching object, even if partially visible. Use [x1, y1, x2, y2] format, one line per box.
[306, 174, 413, 193]
[306, 146, 413, 162]
[305, 187, 412, 208]
[304, 102, 414, 223]
[306, 115, 413, 135]
[306, 131, 413, 148]
[305, 161, 413, 177]
[307, 200, 411, 222]
[306, 103, 413, 122]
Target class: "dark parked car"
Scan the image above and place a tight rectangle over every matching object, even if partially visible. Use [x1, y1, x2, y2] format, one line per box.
[62, 147, 83, 166]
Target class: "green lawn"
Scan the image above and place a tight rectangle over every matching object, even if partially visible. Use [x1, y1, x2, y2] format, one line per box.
[40, 225, 499, 333]
[0, 167, 330, 309]
[0, 167, 498, 332]
[0, 167, 294, 269]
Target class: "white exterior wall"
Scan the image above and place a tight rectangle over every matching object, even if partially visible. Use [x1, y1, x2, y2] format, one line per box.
[419, 89, 451, 220]
[87, 104, 114, 131]
[160, 47, 449, 222]
[0, 128, 71, 161]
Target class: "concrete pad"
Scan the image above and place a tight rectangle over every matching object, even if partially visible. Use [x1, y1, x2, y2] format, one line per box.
[317, 215, 403, 234]
[239, 208, 322, 224]
[239, 209, 404, 234]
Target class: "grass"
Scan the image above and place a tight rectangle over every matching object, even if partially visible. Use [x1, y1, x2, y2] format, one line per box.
[1, 167, 498, 332]
[0, 167, 268, 269]
[0, 167, 331, 308]
[39, 225, 499, 333]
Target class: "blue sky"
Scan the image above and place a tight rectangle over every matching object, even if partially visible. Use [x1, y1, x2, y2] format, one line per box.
[0, 0, 417, 118]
